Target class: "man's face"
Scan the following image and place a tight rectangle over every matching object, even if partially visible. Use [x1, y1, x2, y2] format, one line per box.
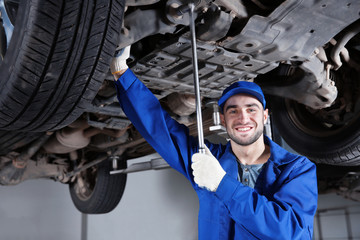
[221, 93, 268, 146]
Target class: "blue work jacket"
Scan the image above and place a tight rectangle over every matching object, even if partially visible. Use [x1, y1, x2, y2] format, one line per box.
[114, 69, 318, 240]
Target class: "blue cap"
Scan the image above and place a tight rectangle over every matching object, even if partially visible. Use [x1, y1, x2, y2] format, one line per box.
[218, 81, 266, 112]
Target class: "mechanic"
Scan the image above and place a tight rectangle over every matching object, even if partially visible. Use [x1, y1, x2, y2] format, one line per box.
[110, 47, 318, 240]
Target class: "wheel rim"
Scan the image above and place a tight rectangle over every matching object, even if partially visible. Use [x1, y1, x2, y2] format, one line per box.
[285, 86, 360, 138]
[73, 166, 98, 201]
[0, 0, 19, 60]
[284, 48, 360, 138]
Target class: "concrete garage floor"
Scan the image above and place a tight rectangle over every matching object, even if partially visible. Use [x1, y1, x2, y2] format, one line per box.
[0, 153, 359, 240]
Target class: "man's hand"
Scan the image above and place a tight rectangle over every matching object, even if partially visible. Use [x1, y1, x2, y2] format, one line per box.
[191, 146, 226, 192]
[110, 46, 131, 80]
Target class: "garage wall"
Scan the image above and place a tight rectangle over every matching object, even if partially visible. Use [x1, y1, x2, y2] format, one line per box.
[0, 179, 81, 240]
[314, 194, 360, 240]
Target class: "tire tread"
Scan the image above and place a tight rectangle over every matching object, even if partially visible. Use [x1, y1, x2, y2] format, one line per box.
[0, 0, 124, 132]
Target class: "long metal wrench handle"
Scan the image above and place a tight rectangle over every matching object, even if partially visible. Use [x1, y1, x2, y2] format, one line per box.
[189, 3, 205, 154]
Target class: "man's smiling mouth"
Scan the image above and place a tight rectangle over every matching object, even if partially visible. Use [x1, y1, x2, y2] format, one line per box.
[235, 126, 252, 132]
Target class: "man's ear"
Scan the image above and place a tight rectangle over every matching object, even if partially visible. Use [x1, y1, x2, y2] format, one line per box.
[220, 113, 226, 127]
[264, 109, 269, 124]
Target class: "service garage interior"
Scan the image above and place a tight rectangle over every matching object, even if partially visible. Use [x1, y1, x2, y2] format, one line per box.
[1, 0, 360, 240]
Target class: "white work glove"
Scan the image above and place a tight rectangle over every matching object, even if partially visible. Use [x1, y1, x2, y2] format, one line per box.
[110, 45, 131, 77]
[191, 145, 226, 192]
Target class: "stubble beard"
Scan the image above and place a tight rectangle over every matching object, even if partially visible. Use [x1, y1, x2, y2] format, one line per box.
[226, 126, 263, 146]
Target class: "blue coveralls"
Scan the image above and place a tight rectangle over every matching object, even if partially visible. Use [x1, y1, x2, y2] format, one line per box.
[114, 69, 318, 240]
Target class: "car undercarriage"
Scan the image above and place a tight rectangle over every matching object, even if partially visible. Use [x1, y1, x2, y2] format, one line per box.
[0, 0, 360, 213]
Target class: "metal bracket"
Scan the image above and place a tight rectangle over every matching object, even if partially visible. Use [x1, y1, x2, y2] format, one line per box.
[110, 157, 170, 175]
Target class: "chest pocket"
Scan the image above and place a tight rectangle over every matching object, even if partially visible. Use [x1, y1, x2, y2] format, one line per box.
[254, 162, 282, 197]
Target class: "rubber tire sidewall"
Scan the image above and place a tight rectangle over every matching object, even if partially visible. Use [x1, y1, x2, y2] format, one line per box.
[69, 160, 127, 214]
[271, 97, 360, 166]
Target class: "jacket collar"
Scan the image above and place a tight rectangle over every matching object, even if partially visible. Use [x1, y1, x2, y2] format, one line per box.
[221, 135, 298, 168]
[219, 136, 300, 193]
[264, 136, 299, 166]
[257, 136, 301, 193]
[219, 143, 238, 179]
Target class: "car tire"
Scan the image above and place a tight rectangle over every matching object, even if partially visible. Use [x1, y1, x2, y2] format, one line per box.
[271, 97, 360, 166]
[0, 131, 44, 155]
[69, 159, 127, 214]
[0, 0, 124, 132]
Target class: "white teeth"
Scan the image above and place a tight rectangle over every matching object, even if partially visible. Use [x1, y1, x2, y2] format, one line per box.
[237, 127, 251, 131]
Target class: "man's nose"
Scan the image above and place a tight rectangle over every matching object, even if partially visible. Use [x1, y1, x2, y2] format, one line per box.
[237, 110, 249, 122]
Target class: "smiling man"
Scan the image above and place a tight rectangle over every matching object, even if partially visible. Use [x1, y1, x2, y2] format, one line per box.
[220, 82, 270, 165]
[111, 47, 318, 240]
